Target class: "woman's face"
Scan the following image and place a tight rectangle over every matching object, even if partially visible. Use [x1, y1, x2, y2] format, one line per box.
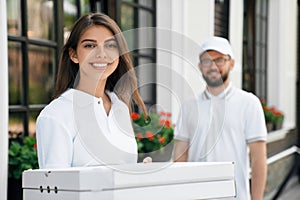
[70, 25, 119, 83]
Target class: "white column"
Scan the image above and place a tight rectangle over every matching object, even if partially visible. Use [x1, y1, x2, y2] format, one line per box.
[157, 0, 214, 122]
[268, 0, 297, 128]
[229, 0, 244, 89]
[0, 1, 9, 199]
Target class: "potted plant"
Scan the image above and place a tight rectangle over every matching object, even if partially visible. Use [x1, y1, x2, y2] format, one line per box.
[271, 108, 284, 130]
[8, 134, 38, 200]
[262, 106, 275, 132]
[131, 111, 174, 162]
[260, 98, 284, 132]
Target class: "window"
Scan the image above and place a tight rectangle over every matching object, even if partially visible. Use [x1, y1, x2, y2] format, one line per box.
[118, 0, 156, 108]
[215, 0, 230, 39]
[242, 0, 268, 99]
[7, 0, 64, 137]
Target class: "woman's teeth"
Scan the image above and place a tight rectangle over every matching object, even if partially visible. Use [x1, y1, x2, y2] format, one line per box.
[93, 63, 108, 67]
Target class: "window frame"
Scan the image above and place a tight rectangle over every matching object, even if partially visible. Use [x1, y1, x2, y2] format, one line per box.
[8, 0, 64, 137]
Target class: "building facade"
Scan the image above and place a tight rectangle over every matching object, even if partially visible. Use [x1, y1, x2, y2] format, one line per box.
[5, 0, 300, 197]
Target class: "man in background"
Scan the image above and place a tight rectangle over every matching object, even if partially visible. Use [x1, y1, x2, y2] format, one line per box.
[173, 36, 267, 200]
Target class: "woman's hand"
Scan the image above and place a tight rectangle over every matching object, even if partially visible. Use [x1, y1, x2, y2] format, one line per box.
[142, 156, 152, 163]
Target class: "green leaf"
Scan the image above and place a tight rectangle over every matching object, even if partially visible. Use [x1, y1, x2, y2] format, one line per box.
[8, 136, 39, 179]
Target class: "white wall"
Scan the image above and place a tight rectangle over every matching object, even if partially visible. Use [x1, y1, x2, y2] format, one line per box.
[229, 0, 244, 89]
[0, 1, 9, 199]
[268, 0, 297, 128]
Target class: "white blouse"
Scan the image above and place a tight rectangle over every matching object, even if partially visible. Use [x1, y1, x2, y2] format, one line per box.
[36, 89, 138, 169]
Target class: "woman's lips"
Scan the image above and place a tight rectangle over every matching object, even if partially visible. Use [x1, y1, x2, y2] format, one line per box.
[91, 62, 109, 69]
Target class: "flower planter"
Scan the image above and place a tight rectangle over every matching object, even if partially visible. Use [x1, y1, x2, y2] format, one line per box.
[266, 122, 274, 132]
[261, 99, 284, 132]
[274, 121, 283, 130]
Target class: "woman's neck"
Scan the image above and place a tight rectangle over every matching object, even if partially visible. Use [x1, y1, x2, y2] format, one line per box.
[76, 79, 107, 98]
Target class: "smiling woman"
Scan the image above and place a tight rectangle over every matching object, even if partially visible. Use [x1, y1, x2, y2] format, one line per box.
[35, 13, 148, 169]
[69, 25, 120, 99]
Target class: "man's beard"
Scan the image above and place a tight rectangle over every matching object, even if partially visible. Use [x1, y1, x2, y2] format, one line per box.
[203, 72, 229, 87]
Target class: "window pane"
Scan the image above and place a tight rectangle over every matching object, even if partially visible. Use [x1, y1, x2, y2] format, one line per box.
[64, 0, 78, 31]
[121, 4, 135, 30]
[138, 31, 155, 55]
[138, 9, 153, 27]
[255, 0, 260, 15]
[138, 10, 154, 55]
[28, 45, 55, 104]
[123, 0, 154, 9]
[262, 20, 267, 41]
[7, 0, 22, 35]
[262, 0, 267, 16]
[136, 59, 155, 104]
[27, 0, 55, 40]
[121, 4, 136, 51]
[123, 0, 134, 3]
[138, 0, 154, 9]
[9, 113, 25, 138]
[63, 0, 91, 42]
[29, 111, 39, 137]
[120, 0, 156, 107]
[80, 0, 90, 14]
[8, 42, 23, 105]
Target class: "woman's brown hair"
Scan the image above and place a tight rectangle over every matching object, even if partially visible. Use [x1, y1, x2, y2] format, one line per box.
[54, 13, 147, 115]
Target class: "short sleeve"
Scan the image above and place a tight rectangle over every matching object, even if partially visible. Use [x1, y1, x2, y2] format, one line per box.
[174, 98, 201, 142]
[245, 95, 268, 143]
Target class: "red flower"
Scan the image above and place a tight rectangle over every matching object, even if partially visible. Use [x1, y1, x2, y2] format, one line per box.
[135, 133, 143, 141]
[158, 119, 165, 125]
[165, 119, 171, 128]
[158, 111, 166, 116]
[165, 112, 172, 117]
[131, 112, 140, 120]
[158, 111, 172, 117]
[159, 137, 166, 144]
[33, 143, 37, 149]
[158, 119, 171, 128]
[145, 131, 155, 140]
[274, 111, 284, 117]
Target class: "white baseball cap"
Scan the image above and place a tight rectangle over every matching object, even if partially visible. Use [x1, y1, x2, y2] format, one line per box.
[199, 36, 234, 59]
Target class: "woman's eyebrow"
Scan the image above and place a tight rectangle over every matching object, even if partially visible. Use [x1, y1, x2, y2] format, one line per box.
[104, 38, 116, 43]
[80, 38, 116, 44]
[80, 39, 96, 43]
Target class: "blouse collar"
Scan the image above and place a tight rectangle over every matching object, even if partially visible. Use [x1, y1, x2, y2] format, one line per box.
[61, 88, 119, 108]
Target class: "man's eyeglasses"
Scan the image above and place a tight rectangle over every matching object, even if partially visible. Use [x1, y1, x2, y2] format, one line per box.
[200, 57, 231, 68]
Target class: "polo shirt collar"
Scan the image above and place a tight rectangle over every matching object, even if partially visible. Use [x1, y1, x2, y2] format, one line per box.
[202, 82, 235, 101]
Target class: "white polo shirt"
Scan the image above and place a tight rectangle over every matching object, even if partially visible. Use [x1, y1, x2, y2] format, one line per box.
[174, 83, 267, 200]
[36, 89, 138, 169]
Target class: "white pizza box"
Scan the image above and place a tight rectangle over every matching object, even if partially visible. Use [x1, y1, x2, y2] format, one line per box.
[23, 162, 236, 200]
